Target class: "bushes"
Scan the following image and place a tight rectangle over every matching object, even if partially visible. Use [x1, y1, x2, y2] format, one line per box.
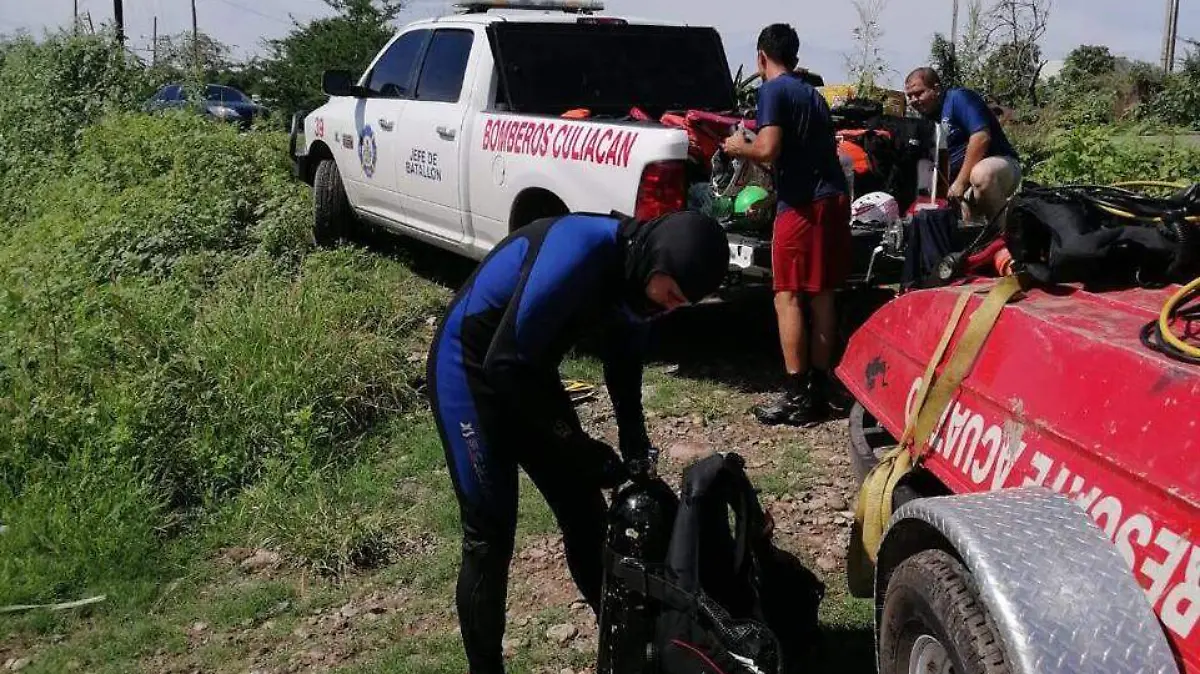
[0, 60, 449, 603]
[15, 111, 313, 281]
[1026, 126, 1200, 185]
[1150, 53, 1200, 130]
[0, 33, 149, 227]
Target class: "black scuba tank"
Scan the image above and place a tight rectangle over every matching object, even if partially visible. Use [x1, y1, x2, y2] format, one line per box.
[596, 474, 679, 674]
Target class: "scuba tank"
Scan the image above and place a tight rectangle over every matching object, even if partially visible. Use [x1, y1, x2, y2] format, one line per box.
[596, 453, 679, 674]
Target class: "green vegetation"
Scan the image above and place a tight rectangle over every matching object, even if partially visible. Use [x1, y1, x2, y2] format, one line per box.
[0, 33, 449, 614]
[999, 43, 1200, 184]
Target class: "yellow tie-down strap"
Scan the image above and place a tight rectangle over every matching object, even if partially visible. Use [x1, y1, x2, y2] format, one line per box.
[848, 276, 1024, 591]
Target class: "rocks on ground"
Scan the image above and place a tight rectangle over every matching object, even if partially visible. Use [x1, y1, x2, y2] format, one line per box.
[545, 623, 578, 645]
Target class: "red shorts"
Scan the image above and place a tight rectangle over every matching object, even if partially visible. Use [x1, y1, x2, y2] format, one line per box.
[771, 194, 852, 293]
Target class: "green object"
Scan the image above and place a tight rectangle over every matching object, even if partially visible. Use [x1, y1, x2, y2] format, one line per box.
[711, 195, 734, 219]
[734, 185, 769, 215]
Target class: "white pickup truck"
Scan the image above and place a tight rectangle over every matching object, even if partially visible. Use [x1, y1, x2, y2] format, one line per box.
[289, 0, 740, 258]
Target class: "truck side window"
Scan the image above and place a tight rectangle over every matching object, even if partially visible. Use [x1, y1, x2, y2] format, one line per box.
[367, 30, 429, 99]
[414, 29, 474, 103]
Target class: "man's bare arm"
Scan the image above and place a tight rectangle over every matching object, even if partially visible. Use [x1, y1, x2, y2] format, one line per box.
[723, 126, 783, 165]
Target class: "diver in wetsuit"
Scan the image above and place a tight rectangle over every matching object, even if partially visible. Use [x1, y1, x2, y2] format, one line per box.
[425, 210, 729, 674]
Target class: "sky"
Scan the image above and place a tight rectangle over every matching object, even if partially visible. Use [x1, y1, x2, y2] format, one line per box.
[1, 0, 1196, 87]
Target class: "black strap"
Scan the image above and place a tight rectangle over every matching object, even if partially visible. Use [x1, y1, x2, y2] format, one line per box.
[605, 549, 697, 613]
[726, 462, 769, 581]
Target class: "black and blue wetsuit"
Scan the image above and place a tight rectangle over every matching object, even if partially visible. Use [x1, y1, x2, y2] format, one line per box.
[426, 214, 650, 674]
[426, 209, 729, 674]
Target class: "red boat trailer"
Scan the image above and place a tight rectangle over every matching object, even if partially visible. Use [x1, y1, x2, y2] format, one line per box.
[838, 279, 1199, 674]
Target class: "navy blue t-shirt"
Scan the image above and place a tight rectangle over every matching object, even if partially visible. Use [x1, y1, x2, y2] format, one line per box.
[941, 88, 1019, 177]
[755, 73, 847, 211]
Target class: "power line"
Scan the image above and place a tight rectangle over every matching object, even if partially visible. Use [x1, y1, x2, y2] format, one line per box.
[202, 0, 295, 27]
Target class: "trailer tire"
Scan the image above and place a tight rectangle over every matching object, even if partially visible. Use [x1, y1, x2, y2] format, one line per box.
[313, 158, 355, 247]
[880, 549, 1009, 674]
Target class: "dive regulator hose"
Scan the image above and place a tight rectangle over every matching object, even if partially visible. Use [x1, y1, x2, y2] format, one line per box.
[1143, 277, 1200, 364]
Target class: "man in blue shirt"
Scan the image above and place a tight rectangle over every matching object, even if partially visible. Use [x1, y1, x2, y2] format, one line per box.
[723, 23, 851, 426]
[905, 67, 1021, 226]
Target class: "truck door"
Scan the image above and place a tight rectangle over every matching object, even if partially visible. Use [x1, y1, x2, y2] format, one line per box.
[395, 28, 477, 244]
[345, 29, 430, 224]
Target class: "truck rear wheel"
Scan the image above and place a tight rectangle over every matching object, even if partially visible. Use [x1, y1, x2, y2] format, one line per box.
[879, 549, 1009, 674]
[313, 158, 355, 246]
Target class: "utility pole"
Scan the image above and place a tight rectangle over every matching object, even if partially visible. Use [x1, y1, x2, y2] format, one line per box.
[1161, 0, 1181, 72]
[1168, 0, 1180, 71]
[152, 16, 158, 67]
[73, 0, 78, 34]
[951, 0, 960, 49]
[85, 11, 95, 34]
[950, 0, 960, 72]
[114, 0, 124, 46]
[192, 0, 200, 74]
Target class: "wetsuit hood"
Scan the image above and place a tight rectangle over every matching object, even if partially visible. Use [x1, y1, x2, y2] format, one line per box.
[617, 210, 729, 314]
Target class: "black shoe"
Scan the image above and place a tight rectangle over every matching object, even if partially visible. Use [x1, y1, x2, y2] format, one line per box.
[811, 369, 851, 417]
[754, 374, 829, 427]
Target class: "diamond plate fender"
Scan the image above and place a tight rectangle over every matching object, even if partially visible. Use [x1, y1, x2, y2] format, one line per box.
[877, 488, 1179, 674]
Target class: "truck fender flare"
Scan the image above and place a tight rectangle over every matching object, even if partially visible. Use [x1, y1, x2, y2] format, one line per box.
[877, 488, 1178, 674]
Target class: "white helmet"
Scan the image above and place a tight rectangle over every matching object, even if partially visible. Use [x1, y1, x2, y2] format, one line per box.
[851, 192, 901, 226]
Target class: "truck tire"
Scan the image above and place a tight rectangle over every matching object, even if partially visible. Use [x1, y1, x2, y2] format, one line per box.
[313, 158, 354, 246]
[879, 549, 1009, 674]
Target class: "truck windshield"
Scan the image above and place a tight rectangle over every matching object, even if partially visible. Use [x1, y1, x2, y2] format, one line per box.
[488, 22, 736, 116]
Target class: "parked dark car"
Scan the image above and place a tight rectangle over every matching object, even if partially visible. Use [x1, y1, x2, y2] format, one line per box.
[145, 84, 268, 127]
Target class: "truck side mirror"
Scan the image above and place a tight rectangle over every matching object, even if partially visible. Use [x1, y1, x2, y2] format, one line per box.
[322, 70, 360, 97]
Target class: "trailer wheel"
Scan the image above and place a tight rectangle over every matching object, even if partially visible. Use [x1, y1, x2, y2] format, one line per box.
[880, 549, 1009, 674]
[313, 158, 355, 246]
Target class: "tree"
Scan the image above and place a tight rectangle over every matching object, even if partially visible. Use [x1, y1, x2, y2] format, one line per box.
[980, 0, 1051, 105]
[926, 0, 988, 91]
[958, 0, 990, 88]
[843, 0, 890, 96]
[929, 33, 961, 89]
[981, 40, 1043, 106]
[149, 31, 231, 81]
[259, 0, 404, 124]
[1059, 45, 1116, 85]
[1045, 45, 1121, 125]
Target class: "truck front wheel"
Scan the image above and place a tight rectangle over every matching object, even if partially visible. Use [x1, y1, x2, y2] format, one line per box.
[313, 158, 355, 246]
[879, 549, 1009, 674]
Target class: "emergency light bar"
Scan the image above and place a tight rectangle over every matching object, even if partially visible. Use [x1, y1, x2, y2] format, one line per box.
[454, 0, 605, 14]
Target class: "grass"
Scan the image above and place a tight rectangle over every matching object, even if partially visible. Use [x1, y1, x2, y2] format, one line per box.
[753, 439, 814, 497]
[337, 632, 468, 674]
[562, 355, 741, 422]
[819, 579, 875, 629]
[208, 581, 298, 630]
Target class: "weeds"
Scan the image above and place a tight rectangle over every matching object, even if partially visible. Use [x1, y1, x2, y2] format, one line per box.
[0, 90, 448, 607]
